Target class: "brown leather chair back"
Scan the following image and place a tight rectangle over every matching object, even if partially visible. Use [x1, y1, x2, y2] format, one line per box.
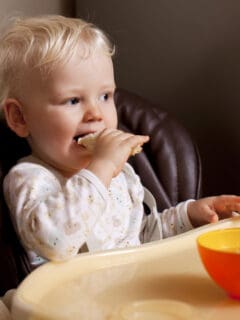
[115, 88, 202, 211]
[0, 88, 202, 294]
[0, 113, 31, 295]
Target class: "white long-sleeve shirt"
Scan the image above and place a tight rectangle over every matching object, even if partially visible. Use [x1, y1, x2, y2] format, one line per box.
[3, 155, 194, 268]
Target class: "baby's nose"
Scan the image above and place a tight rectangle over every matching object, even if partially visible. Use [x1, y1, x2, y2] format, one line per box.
[83, 102, 102, 122]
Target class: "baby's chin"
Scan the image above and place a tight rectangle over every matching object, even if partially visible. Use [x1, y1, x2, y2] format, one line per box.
[53, 163, 89, 178]
[38, 154, 91, 178]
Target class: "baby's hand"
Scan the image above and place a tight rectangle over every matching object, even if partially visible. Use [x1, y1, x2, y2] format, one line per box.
[87, 129, 149, 186]
[78, 131, 143, 155]
[187, 195, 240, 227]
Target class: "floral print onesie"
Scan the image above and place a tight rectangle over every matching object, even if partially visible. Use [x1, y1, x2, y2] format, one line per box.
[3, 155, 194, 269]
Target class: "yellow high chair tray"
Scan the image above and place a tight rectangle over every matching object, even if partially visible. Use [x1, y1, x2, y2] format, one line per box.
[12, 217, 240, 320]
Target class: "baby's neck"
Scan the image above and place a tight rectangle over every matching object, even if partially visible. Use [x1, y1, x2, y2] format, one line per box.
[31, 152, 83, 179]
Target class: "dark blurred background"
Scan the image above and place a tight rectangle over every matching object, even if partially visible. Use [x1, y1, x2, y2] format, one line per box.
[75, 0, 240, 197]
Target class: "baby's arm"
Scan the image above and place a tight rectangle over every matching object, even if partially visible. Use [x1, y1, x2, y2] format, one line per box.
[3, 163, 109, 261]
[187, 195, 240, 227]
[160, 200, 195, 237]
[85, 129, 149, 187]
[142, 193, 240, 241]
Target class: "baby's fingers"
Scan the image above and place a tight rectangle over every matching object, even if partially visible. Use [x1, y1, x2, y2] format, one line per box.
[124, 134, 149, 155]
[213, 195, 240, 216]
[201, 205, 219, 223]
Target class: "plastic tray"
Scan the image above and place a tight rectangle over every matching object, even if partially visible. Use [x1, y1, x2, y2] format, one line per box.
[12, 217, 240, 319]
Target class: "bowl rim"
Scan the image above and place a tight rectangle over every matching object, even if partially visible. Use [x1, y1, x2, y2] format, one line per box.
[197, 227, 240, 254]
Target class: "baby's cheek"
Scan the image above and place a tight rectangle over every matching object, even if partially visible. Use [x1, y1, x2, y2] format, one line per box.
[105, 107, 118, 129]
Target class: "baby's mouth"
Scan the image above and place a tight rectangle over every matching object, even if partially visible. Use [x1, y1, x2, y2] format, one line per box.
[73, 132, 95, 143]
[73, 134, 85, 142]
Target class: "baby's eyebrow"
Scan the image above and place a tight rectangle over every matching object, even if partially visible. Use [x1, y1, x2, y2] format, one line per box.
[50, 89, 82, 100]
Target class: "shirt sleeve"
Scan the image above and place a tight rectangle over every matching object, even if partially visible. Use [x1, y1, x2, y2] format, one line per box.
[160, 199, 195, 237]
[140, 187, 194, 242]
[3, 162, 110, 261]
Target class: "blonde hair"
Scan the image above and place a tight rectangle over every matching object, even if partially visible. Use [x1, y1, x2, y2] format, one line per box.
[0, 15, 114, 105]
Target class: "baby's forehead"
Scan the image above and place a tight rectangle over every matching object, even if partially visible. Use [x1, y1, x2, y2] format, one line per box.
[9, 36, 113, 102]
[33, 40, 111, 75]
[42, 45, 111, 76]
[19, 47, 113, 92]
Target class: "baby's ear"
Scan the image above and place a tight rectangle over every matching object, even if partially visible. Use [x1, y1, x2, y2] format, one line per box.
[3, 99, 29, 137]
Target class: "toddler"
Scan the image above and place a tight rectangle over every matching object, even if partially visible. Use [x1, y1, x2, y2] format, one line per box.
[1, 15, 240, 269]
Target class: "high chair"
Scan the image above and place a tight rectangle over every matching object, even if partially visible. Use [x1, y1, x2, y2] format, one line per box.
[0, 88, 202, 294]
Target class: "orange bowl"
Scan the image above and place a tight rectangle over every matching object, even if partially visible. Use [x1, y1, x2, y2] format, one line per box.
[197, 228, 240, 300]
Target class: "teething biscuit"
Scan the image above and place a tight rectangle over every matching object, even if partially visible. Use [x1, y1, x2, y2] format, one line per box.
[77, 132, 98, 152]
[77, 132, 142, 155]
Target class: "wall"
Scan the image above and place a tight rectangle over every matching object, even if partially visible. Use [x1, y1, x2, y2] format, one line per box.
[76, 0, 240, 196]
[0, 0, 75, 17]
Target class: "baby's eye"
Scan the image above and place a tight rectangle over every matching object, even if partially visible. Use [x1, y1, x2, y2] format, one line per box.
[99, 93, 109, 102]
[67, 97, 80, 105]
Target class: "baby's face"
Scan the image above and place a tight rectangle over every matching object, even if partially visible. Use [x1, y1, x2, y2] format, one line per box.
[19, 47, 117, 176]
